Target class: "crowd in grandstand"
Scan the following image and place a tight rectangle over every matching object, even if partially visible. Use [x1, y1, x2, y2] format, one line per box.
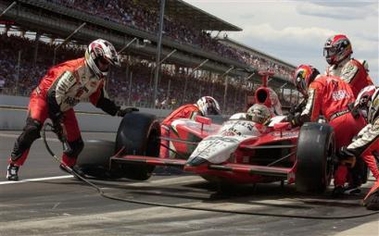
[0, 0, 300, 114]
[47, 0, 294, 79]
[0, 34, 256, 112]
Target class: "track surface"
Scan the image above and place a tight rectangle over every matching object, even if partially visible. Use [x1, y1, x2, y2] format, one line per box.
[0, 131, 378, 236]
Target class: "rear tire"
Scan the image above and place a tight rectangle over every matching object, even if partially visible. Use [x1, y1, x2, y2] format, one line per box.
[114, 112, 161, 180]
[295, 122, 335, 194]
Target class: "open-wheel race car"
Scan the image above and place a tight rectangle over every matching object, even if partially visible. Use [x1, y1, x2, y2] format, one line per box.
[76, 71, 336, 194]
[76, 110, 336, 194]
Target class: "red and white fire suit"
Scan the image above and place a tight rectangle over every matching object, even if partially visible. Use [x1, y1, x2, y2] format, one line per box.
[9, 58, 120, 167]
[161, 104, 200, 127]
[300, 75, 366, 186]
[326, 57, 374, 188]
[326, 57, 374, 98]
[346, 118, 379, 206]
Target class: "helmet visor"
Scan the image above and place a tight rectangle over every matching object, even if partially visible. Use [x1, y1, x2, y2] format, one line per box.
[323, 46, 337, 58]
[296, 76, 307, 95]
[96, 57, 111, 72]
[207, 104, 220, 115]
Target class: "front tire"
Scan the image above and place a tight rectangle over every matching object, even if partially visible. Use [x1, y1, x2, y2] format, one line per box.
[295, 122, 335, 194]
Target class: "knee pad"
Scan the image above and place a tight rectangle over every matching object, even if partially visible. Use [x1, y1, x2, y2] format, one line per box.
[64, 138, 84, 158]
[23, 117, 42, 142]
[11, 118, 42, 160]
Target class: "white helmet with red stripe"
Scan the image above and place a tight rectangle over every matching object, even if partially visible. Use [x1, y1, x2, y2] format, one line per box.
[85, 39, 120, 78]
[196, 96, 221, 116]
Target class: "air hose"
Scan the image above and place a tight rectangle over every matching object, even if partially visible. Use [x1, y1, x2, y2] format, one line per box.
[41, 122, 104, 190]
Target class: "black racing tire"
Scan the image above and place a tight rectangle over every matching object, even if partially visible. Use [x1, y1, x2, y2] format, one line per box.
[114, 112, 161, 180]
[76, 140, 122, 179]
[295, 122, 335, 194]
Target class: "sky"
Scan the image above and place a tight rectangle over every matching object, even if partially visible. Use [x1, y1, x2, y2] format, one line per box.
[184, 0, 379, 84]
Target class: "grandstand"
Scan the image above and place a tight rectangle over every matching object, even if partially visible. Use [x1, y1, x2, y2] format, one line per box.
[0, 0, 300, 114]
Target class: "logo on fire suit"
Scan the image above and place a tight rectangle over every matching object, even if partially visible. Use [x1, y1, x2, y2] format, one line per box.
[332, 90, 350, 101]
[64, 97, 80, 107]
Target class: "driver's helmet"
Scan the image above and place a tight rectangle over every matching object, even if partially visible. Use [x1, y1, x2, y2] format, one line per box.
[196, 96, 221, 116]
[293, 64, 320, 96]
[85, 39, 120, 78]
[354, 85, 376, 109]
[246, 104, 271, 124]
[367, 88, 379, 124]
[323, 34, 352, 66]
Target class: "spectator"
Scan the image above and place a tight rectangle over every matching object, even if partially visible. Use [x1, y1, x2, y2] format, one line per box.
[0, 76, 5, 92]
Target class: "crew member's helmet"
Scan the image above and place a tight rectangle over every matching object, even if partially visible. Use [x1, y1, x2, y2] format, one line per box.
[293, 64, 320, 96]
[354, 85, 376, 109]
[323, 34, 353, 66]
[246, 104, 271, 124]
[367, 88, 379, 124]
[85, 39, 120, 78]
[196, 96, 221, 116]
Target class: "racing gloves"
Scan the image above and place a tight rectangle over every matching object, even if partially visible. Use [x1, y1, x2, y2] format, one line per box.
[51, 120, 72, 153]
[116, 106, 139, 117]
[286, 113, 305, 127]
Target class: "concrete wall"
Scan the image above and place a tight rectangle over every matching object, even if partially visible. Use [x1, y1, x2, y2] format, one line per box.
[0, 95, 172, 131]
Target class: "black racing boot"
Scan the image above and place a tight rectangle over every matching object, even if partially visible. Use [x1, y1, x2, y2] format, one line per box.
[331, 185, 345, 198]
[59, 164, 85, 179]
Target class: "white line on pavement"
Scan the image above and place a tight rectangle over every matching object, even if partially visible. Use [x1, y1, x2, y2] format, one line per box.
[0, 175, 72, 185]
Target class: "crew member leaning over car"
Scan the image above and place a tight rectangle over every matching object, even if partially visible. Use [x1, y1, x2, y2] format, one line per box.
[160, 96, 221, 158]
[286, 64, 366, 197]
[338, 87, 379, 211]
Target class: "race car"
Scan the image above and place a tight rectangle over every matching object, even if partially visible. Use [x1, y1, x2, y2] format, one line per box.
[76, 105, 335, 194]
[74, 72, 335, 194]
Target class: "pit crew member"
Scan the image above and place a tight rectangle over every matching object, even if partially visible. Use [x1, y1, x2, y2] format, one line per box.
[288, 64, 366, 196]
[339, 87, 379, 210]
[323, 34, 374, 97]
[160, 96, 221, 158]
[6, 39, 138, 181]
